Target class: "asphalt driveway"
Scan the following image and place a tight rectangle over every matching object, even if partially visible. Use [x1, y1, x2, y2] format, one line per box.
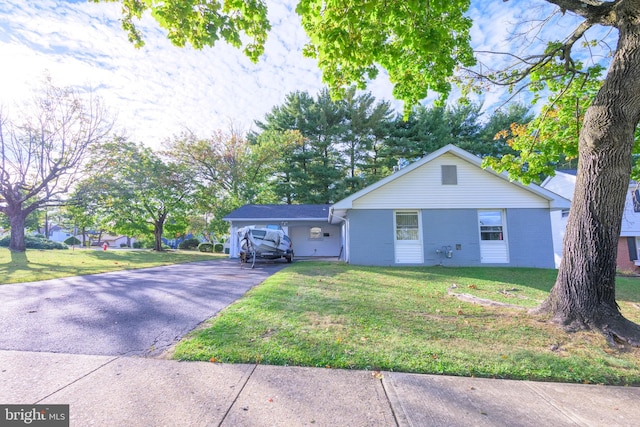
[0, 259, 288, 357]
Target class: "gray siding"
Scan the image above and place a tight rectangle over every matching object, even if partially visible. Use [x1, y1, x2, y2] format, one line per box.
[422, 209, 481, 266]
[288, 223, 341, 257]
[348, 210, 395, 265]
[346, 208, 555, 268]
[505, 208, 555, 268]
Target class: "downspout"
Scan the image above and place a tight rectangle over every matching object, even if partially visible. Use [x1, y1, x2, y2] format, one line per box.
[328, 207, 348, 223]
[228, 221, 238, 258]
[329, 207, 349, 262]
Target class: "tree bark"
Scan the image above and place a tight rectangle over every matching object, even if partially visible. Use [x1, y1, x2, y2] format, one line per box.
[153, 216, 166, 252]
[9, 212, 27, 252]
[538, 10, 640, 345]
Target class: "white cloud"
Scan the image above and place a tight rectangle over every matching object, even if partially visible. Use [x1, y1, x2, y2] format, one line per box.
[0, 0, 339, 147]
[0, 0, 616, 147]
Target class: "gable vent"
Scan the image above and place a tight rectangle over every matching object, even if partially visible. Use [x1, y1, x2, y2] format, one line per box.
[441, 165, 458, 185]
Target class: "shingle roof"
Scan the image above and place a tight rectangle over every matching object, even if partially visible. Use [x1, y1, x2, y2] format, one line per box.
[223, 204, 331, 221]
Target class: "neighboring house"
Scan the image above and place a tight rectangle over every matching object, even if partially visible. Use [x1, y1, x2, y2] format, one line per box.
[94, 234, 131, 247]
[48, 224, 74, 243]
[328, 144, 570, 268]
[224, 204, 341, 258]
[162, 233, 203, 250]
[540, 170, 575, 268]
[541, 170, 640, 272]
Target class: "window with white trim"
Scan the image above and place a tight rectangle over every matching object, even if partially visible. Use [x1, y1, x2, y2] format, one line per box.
[479, 210, 504, 241]
[395, 211, 420, 240]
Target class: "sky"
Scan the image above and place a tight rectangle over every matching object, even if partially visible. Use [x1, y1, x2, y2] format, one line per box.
[0, 1, 609, 149]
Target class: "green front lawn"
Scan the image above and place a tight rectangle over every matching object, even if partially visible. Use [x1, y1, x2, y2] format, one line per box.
[173, 262, 640, 385]
[0, 247, 224, 284]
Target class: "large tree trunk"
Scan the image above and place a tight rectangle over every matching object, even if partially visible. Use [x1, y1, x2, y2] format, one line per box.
[153, 217, 165, 252]
[538, 14, 640, 345]
[9, 212, 27, 252]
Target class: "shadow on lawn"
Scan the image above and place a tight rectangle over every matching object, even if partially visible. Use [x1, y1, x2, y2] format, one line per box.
[289, 262, 557, 291]
[0, 249, 95, 283]
[0, 248, 219, 285]
[0, 250, 29, 283]
[82, 249, 221, 262]
[9, 249, 27, 265]
[287, 262, 640, 305]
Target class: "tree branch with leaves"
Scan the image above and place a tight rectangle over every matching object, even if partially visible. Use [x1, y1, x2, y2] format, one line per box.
[0, 77, 113, 251]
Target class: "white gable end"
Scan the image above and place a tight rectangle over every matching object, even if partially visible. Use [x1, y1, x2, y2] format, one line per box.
[352, 153, 549, 209]
[541, 172, 576, 200]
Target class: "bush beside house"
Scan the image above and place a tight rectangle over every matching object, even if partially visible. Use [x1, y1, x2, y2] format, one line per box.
[178, 238, 201, 250]
[0, 235, 67, 250]
[198, 242, 214, 252]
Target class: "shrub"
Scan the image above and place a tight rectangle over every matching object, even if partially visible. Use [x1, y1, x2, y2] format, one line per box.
[120, 243, 129, 248]
[214, 243, 224, 253]
[178, 238, 201, 250]
[64, 236, 82, 246]
[198, 242, 213, 252]
[133, 241, 143, 249]
[0, 235, 67, 250]
[135, 237, 155, 249]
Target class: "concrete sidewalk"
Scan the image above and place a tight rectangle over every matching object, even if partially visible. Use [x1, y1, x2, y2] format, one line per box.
[1, 350, 639, 426]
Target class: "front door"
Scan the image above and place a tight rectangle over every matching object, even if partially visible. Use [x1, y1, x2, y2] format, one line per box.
[394, 210, 424, 263]
[479, 210, 509, 263]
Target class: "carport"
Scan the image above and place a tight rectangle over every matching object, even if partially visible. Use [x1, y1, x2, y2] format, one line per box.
[224, 204, 342, 258]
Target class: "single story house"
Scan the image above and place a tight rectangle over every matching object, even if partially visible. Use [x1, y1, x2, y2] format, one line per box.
[329, 144, 570, 267]
[92, 234, 132, 247]
[46, 227, 133, 248]
[541, 170, 640, 272]
[223, 204, 342, 258]
[48, 224, 75, 243]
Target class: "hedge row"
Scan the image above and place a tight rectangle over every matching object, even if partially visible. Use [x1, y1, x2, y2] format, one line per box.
[0, 235, 68, 250]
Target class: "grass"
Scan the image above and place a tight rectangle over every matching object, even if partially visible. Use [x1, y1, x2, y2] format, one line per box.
[173, 262, 640, 385]
[0, 247, 224, 284]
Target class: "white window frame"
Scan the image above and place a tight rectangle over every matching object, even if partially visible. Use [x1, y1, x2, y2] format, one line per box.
[478, 209, 509, 263]
[394, 210, 424, 264]
[395, 211, 421, 241]
[478, 210, 506, 241]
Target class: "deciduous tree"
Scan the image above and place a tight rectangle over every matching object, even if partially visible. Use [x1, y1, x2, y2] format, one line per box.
[165, 125, 289, 236]
[0, 78, 113, 251]
[79, 138, 195, 251]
